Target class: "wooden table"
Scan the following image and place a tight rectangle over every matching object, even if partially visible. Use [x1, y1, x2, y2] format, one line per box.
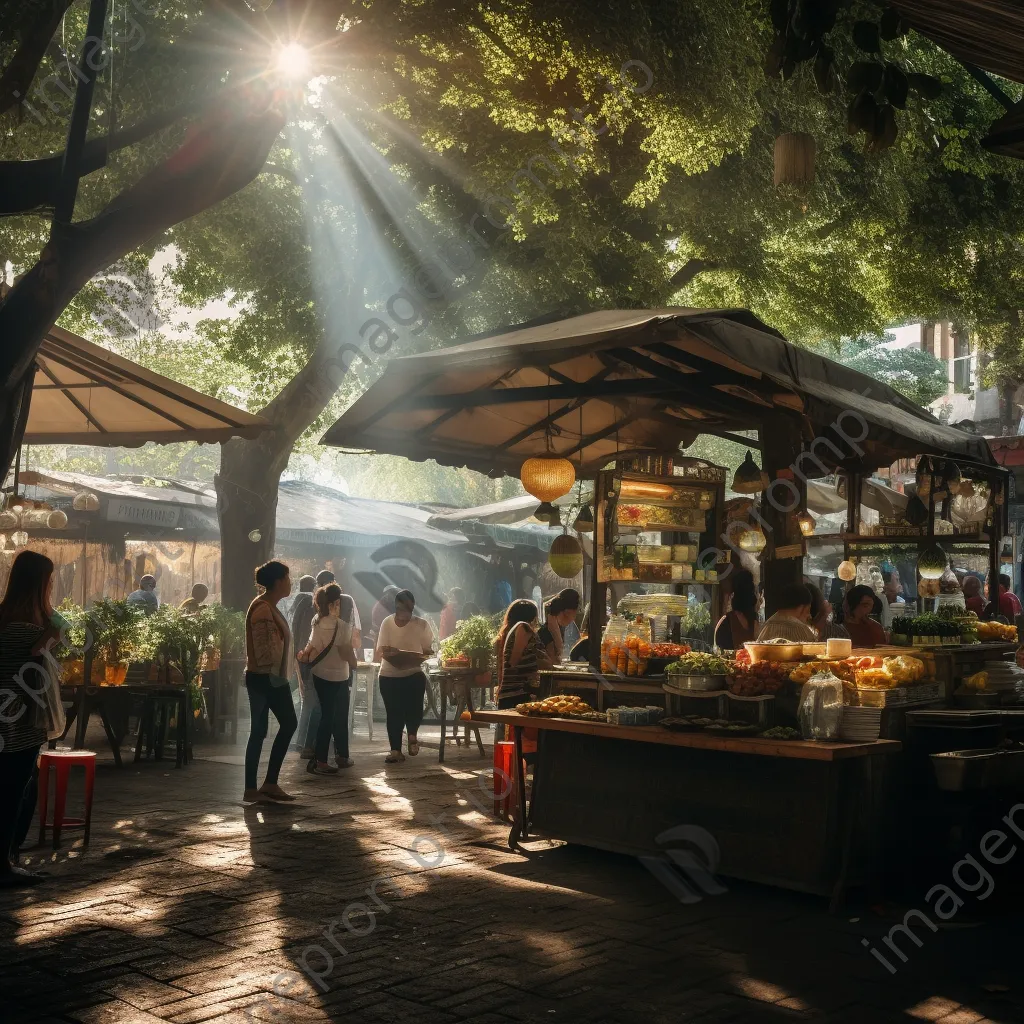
[59, 684, 131, 767]
[471, 710, 901, 910]
[433, 667, 492, 762]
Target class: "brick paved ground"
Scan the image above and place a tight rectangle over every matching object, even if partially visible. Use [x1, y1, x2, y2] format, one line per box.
[3, 719, 1022, 1024]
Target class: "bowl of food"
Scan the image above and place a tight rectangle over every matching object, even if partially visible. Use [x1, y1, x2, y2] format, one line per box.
[744, 640, 804, 663]
[801, 642, 827, 659]
[663, 652, 729, 691]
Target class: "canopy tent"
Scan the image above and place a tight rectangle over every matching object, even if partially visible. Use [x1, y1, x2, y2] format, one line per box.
[321, 308, 994, 475]
[24, 324, 269, 446]
[805, 478, 909, 519]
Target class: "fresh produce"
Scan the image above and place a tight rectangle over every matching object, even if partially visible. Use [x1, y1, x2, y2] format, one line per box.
[728, 659, 791, 696]
[790, 659, 857, 684]
[883, 655, 926, 683]
[963, 670, 989, 692]
[516, 694, 596, 717]
[439, 615, 497, 663]
[890, 613, 962, 644]
[760, 726, 801, 740]
[667, 652, 729, 676]
[650, 642, 692, 659]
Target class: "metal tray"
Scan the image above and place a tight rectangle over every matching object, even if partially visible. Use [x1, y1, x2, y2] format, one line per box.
[931, 747, 1024, 791]
[664, 673, 727, 692]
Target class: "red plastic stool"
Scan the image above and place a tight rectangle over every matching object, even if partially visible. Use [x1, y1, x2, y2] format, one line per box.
[493, 741, 514, 818]
[38, 750, 96, 849]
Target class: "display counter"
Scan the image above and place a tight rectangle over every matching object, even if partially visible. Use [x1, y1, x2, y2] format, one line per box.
[538, 667, 667, 711]
[474, 709, 900, 910]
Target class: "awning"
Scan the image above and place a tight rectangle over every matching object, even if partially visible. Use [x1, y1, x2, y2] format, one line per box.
[806, 479, 909, 518]
[25, 324, 269, 445]
[321, 308, 994, 475]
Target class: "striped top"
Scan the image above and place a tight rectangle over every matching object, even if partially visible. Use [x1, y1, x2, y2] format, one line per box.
[756, 612, 817, 643]
[0, 622, 49, 753]
[498, 622, 543, 704]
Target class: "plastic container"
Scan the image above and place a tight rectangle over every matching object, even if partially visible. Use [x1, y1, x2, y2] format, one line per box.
[798, 670, 844, 741]
[826, 637, 852, 659]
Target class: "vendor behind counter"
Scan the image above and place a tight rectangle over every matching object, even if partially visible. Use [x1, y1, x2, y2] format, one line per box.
[841, 585, 887, 649]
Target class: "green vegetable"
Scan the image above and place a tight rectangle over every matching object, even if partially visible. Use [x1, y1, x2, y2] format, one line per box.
[439, 615, 497, 662]
[668, 652, 728, 675]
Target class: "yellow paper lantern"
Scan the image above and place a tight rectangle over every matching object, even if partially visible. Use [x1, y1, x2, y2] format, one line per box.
[521, 457, 576, 503]
[738, 526, 766, 553]
[548, 533, 583, 579]
[837, 559, 857, 582]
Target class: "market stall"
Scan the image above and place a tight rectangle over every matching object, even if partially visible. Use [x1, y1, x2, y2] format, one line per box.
[321, 306, 1015, 896]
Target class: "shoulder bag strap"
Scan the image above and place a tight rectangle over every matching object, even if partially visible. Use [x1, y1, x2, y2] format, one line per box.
[307, 621, 340, 670]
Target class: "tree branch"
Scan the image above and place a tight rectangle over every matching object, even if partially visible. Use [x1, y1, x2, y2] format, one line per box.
[669, 258, 720, 289]
[0, 0, 76, 116]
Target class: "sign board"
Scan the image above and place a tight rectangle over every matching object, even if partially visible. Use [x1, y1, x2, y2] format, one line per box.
[106, 500, 180, 527]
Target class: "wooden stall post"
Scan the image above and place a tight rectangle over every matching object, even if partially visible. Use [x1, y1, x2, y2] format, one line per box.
[760, 418, 803, 614]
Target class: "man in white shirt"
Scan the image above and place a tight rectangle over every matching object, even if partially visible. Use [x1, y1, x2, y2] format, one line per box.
[757, 583, 817, 643]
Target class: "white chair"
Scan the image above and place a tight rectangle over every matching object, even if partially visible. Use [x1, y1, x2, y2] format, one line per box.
[348, 662, 379, 741]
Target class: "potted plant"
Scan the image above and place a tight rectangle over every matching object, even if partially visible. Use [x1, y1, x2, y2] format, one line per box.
[440, 615, 497, 672]
[53, 598, 88, 684]
[146, 605, 220, 722]
[87, 598, 150, 685]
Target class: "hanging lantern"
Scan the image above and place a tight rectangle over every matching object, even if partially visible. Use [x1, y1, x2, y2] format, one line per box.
[572, 503, 595, 533]
[918, 543, 948, 580]
[837, 559, 857, 582]
[534, 501, 562, 526]
[548, 533, 583, 578]
[795, 509, 815, 537]
[738, 526, 767, 553]
[774, 132, 816, 186]
[11, 530, 28, 548]
[520, 457, 575, 503]
[731, 451, 768, 494]
[72, 491, 100, 512]
[248, 529, 262, 543]
[47, 510, 68, 529]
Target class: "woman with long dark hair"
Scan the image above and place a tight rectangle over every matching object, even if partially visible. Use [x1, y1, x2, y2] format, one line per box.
[713, 569, 757, 651]
[297, 584, 358, 775]
[843, 584, 887, 649]
[374, 590, 434, 763]
[0, 550, 57, 886]
[494, 599, 552, 709]
[244, 561, 297, 803]
[539, 589, 581, 662]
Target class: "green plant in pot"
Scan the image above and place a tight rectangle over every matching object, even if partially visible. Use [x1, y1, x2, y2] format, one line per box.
[439, 615, 497, 670]
[87, 599, 151, 685]
[147, 605, 220, 719]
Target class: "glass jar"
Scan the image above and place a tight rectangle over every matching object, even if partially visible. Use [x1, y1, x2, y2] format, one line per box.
[798, 670, 844, 741]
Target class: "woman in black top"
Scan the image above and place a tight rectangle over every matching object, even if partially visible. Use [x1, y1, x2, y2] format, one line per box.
[0, 550, 59, 886]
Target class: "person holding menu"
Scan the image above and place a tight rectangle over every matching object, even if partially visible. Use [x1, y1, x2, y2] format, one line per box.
[375, 589, 434, 763]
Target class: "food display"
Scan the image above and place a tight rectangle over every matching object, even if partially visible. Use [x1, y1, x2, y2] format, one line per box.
[790, 659, 857, 684]
[516, 694, 597, 717]
[600, 615, 652, 675]
[761, 726, 802, 740]
[744, 640, 803, 663]
[667, 652, 729, 676]
[728, 659, 790, 696]
[788, 654, 926, 693]
[890, 613, 963, 646]
[976, 620, 1018, 642]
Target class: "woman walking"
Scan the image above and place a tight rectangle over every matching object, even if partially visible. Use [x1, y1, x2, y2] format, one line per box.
[0, 550, 59, 886]
[244, 561, 297, 803]
[297, 584, 358, 774]
[374, 589, 433, 763]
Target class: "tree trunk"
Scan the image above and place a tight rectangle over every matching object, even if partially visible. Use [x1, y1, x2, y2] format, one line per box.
[214, 345, 351, 609]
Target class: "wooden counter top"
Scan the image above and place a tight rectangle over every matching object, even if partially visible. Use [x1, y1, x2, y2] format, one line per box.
[471, 709, 901, 761]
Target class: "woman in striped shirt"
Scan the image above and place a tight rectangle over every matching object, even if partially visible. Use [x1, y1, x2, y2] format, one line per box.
[494, 600, 552, 709]
[0, 550, 58, 887]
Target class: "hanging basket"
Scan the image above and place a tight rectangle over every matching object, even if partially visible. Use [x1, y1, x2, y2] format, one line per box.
[521, 457, 576, 503]
[549, 533, 584, 579]
[774, 132, 816, 186]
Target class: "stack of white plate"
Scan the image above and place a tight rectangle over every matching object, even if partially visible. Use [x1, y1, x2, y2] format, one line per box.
[982, 661, 1024, 692]
[839, 706, 882, 742]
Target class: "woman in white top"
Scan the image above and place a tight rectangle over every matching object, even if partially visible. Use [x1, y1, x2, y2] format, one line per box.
[374, 588, 434, 763]
[296, 584, 357, 775]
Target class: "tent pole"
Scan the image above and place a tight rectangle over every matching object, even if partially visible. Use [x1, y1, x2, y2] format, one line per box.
[588, 474, 605, 669]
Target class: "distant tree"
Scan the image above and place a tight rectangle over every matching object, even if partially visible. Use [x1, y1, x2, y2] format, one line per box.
[834, 335, 948, 407]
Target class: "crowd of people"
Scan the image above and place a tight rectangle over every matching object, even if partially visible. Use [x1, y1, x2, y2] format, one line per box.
[714, 566, 1024, 652]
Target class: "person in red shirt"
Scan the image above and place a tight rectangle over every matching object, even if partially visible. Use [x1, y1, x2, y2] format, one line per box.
[843, 585, 888, 649]
[993, 574, 1022, 620]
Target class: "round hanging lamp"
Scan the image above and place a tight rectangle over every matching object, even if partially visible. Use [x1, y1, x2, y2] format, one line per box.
[738, 526, 767, 553]
[549, 533, 584, 578]
[72, 490, 100, 512]
[731, 451, 768, 494]
[47, 510, 68, 529]
[837, 559, 857, 582]
[521, 457, 576, 503]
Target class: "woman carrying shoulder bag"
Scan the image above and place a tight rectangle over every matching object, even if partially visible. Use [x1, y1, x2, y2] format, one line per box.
[0, 550, 64, 887]
[244, 561, 297, 804]
[297, 584, 358, 775]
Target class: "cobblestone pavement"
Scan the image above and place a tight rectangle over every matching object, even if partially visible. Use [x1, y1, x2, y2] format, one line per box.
[2, 723, 1022, 1024]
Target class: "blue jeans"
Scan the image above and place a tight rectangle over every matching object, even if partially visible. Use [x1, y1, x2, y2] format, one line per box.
[296, 674, 321, 752]
[244, 673, 297, 790]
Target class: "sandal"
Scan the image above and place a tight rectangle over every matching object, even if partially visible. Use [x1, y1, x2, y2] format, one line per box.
[385, 750, 405, 763]
[408, 737, 420, 756]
